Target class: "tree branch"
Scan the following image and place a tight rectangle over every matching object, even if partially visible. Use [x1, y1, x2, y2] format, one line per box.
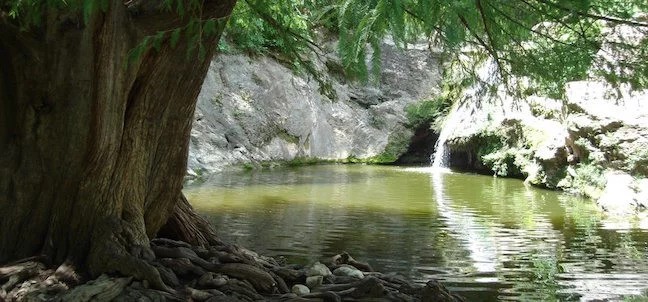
[128, 0, 237, 35]
[242, 0, 324, 54]
[476, 0, 503, 69]
[532, 0, 648, 28]
[516, 0, 604, 49]
[457, 13, 510, 80]
[485, 2, 571, 47]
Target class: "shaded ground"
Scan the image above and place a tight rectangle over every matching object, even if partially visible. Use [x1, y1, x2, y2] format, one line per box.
[0, 239, 464, 301]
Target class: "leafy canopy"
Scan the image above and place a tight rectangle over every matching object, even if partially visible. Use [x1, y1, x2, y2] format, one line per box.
[3, 0, 648, 96]
[223, 0, 648, 97]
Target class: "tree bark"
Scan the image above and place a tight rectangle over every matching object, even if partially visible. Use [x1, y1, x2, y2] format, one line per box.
[158, 193, 222, 247]
[0, 0, 236, 285]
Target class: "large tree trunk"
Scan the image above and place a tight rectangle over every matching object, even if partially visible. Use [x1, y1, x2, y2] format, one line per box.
[0, 0, 235, 286]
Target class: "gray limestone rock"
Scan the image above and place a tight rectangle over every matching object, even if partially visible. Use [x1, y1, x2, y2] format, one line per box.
[307, 262, 332, 277]
[434, 22, 648, 214]
[187, 41, 441, 178]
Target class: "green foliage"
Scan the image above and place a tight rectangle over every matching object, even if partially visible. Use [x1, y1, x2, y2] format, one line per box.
[574, 163, 605, 189]
[218, 0, 339, 98]
[284, 157, 325, 167]
[482, 148, 526, 177]
[310, 0, 648, 90]
[471, 131, 528, 177]
[365, 134, 411, 164]
[405, 76, 464, 130]
[4, 0, 109, 29]
[571, 162, 607, 195]
[624, 292, 648, 302]
[625, 297, 648, 302]
[475, 132, 506, 159]
[462, 120, 544, 177]
[239, 157, 335, 170]
[628, 147, 648, 176]
[507, 20, 602, 98]
[224, 0, 311, 57]
[530, 255, 563, 285]
[3, 0, 229, 66]
[405, 96, 452, 129]
[125, 17, 228, 64]
[4, 0, 647, 93]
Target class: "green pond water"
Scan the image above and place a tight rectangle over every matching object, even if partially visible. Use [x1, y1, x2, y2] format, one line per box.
[185, 165, 648, 301]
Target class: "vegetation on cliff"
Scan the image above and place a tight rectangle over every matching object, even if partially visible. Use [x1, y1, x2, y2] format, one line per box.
[1, 0, 647, 300]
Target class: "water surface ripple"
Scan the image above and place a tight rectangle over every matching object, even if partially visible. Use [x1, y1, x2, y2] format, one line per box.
[185, 165, 648, 301]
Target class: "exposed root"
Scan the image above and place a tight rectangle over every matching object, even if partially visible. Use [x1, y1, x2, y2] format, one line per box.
[157, 194, 221, 247]
[331, 251, 373, 272]
[0, 240, 464, 301]
[213, 263, 276, 293]
[151, 244, 217, 271]
[87, 218, 170, 293]
[0, 261, 44, 283]
[268, 270, 290, 294]
[59, 274, 131, 302]
[53, 261, 82, 286]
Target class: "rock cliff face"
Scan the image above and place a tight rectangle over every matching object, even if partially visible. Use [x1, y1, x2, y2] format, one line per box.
[441, 84, 648, 214]
[187, 41, 441, 178]
[438, 21, 648, 214]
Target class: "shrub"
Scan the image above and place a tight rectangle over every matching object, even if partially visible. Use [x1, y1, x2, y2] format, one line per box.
[405, 96, 453, 129]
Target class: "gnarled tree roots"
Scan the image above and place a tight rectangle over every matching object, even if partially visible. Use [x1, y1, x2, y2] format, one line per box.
[0, 240, 464, 301]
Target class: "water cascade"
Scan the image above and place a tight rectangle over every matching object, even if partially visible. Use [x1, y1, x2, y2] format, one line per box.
[430, 57, 500, 169]
[430, 102, 464, 168]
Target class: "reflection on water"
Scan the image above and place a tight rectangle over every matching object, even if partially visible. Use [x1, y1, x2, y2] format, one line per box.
[185, 165, 648, 301]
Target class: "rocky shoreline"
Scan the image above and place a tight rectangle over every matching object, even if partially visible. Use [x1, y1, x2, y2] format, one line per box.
[0, 239, 464, 301]
[435, 19, 648, 215]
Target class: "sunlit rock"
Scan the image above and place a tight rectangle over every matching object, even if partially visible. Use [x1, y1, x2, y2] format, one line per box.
[307, 262, 332, 277]
[333, 265, 364, 279]
[434, 22, 648, 214]
[187, 41, 442, 178]
[635, 179, 648, 209]
[291, 284, 310, 296]
[598, 172, 636, 215]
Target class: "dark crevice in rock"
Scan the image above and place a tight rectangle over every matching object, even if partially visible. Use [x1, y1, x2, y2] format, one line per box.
[396, 125, 438, 164]
[446, 149, 511, 176]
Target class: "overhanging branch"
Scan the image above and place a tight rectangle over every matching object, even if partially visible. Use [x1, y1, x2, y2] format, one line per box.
[533, 0, 648, 28]
[457, 13, 511, 81]
[128, 0, 237, 35]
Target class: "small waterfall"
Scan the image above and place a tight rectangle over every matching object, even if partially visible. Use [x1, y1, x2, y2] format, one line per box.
[430, 57, 500, 169]
[430, 102, 465, 168]
[430, 130, 450, 168]
[432, 143, 450, 168]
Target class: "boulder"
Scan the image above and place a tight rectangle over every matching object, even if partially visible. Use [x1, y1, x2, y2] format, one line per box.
[307, 262, 332, 277]
[597, 171, 636, 214]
